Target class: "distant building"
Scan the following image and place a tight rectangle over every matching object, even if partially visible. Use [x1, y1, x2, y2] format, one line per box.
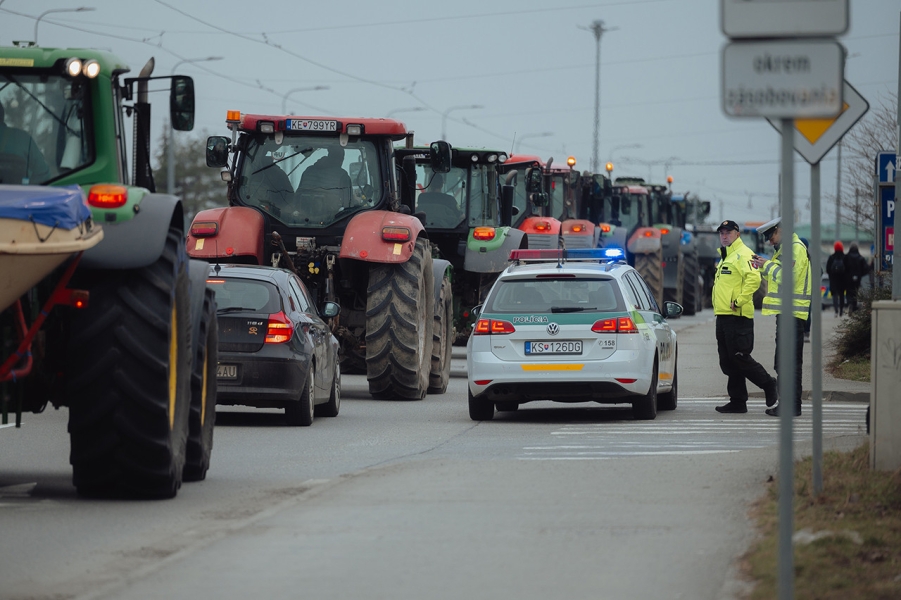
[794, 224, 874, 259]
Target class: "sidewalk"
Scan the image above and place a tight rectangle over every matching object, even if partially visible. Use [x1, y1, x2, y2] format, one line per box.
[752, 308, 870, 402]
[677, 309, 870, 403]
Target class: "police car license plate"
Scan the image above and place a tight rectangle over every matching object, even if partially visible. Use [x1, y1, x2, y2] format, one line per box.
[525, 341, 582, 355]
[217, 364, 237, 379]
[285, 119, 338, 132]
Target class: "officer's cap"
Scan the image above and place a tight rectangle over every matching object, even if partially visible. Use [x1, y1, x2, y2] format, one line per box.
[716, 220, 740, 233]
[757, 217, 781, 241]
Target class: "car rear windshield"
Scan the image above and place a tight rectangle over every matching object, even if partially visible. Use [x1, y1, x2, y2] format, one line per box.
[484, 277, 624, 313]
[209, 278, 282, 313]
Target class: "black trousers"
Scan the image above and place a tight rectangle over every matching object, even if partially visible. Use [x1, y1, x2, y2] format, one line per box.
[716, 315, 774, 405]
[774, 314, 805, 408]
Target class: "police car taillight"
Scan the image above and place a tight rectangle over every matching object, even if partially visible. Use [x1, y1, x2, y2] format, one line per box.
[473, 318, 515, 335]
[265, 311, 293, 344]
[591, 316, 638, 333]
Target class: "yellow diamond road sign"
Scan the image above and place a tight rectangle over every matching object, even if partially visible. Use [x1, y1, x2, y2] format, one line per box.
[768, 81, 869, 165]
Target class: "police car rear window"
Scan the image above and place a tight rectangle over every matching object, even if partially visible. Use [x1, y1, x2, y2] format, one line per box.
[485, 278, 623, 313]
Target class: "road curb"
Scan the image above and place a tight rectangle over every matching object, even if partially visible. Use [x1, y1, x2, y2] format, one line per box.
[749, 390, 870, 403]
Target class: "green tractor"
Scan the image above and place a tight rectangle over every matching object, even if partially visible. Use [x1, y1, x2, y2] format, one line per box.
[0, 44, 216, 498]
[397, 146, 526, 344]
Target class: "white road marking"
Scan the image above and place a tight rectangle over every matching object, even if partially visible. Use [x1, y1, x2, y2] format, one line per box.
[518, 399, 867, 460]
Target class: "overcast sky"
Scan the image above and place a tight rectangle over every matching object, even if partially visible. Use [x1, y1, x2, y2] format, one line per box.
[1, 0, 898, 224]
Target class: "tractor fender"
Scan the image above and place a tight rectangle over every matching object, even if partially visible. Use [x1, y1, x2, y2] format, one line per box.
[339, 210, 425, 263]
[432, 259, 452, 312]
[80, 193, 183, 270]
[518, 216, 562, 236]
[464, 226, 525, 273]
[186, 206, 266, 264]
[561, 219, 599, 248]
[627, 226, 662, 255]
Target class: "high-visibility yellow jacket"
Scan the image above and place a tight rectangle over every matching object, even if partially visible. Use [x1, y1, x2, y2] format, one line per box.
[760, 233, 812, 320]
[712, 236, 760, 319]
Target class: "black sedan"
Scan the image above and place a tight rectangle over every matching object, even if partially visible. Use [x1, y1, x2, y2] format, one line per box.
[207, 265, 340, 426]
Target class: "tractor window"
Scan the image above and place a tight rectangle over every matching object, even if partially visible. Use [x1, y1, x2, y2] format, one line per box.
[236, 136, 381, 228]
[414, 163, 466, 229]
[466, 165, 494, 228]
[617, 193, 642, 231]
[549, 174, 569, 220]
[0, 72, 93, 185]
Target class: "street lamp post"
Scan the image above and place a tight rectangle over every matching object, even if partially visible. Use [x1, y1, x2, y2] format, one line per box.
[441, 104, 482, 140]
[282, 86, 330, 114]
[34, 7, 95, 45]
[582, 19, 616, 173]
[514, 132, 554, 154]
[167, 56, 223, 195]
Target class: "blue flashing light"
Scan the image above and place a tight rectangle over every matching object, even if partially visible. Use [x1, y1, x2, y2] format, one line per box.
[602, 247, 625, 259]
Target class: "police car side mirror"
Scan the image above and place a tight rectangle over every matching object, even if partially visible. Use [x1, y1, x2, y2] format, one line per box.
[663, 301, 683, 319]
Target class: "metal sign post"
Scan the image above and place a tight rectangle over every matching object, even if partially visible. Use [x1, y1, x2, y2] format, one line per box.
[720, 2, 851, 597]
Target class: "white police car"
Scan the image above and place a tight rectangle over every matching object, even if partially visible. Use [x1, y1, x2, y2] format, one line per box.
[466, 248, 681, 421]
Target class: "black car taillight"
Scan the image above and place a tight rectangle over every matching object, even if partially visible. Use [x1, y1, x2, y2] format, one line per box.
[265, 311, 293, 344]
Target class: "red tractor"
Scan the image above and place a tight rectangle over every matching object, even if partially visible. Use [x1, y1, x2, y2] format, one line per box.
[187, 112, 453, 399]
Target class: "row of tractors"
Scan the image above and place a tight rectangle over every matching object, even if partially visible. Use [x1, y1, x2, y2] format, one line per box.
[1, 41, 718, 500]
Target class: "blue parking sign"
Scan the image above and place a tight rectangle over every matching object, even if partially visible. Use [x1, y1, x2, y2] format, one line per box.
[877, 152, 897, 184]
[879, 185, 895, 270]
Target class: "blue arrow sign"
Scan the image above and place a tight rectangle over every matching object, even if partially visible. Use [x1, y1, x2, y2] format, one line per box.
[877, 152, 897, 184]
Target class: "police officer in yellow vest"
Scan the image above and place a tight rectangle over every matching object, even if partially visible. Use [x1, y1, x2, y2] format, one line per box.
[752, 217, 812, 417]
[712, 220, 779, 414]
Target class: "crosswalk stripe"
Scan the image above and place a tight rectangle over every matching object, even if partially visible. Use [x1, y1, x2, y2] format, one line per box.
[518, 399, 868, 460]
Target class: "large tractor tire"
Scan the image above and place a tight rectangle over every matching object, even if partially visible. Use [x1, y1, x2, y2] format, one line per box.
[664, 255, 685, 312]
[67, 228, 192, 499]
[184, 285, 217, 482]
[365, 238, 435, 400]
[682, 251, 700, 316]
[634, 250, 664, 309]
[428, 272, 453, 394]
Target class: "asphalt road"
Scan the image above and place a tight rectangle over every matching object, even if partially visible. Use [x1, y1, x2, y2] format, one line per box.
[0, 311, 868, 600]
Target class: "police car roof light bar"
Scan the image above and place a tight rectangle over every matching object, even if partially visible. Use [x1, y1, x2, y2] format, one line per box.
[508, 247, 625, 265]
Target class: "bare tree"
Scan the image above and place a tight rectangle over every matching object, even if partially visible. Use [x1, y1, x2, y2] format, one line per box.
[839, 92, 898, 232]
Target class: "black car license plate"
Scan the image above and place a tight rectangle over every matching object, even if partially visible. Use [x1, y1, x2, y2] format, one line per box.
[217, 364, 237, 379]
[525, 341, 583, 355]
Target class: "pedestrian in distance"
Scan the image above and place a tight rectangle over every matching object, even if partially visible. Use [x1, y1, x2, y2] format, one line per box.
[753, 217, 811, 417]
[843, 243, 869, 314]
[712, 220, 779, 414]
[825, 241, 847, 317]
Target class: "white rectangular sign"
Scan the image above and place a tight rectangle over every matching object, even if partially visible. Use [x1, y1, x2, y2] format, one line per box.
[722, 0, 849, 38]
[722, 40, 844, 118]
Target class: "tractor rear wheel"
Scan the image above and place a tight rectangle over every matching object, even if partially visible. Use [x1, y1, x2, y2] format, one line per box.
[635, 250, 664, 309]
[428, 272, 453, 394]
[184, 286, 217, 482]
[682, 251, 699, 316]
[67, 228, 192, 499]
[365, 238, 435, 400]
